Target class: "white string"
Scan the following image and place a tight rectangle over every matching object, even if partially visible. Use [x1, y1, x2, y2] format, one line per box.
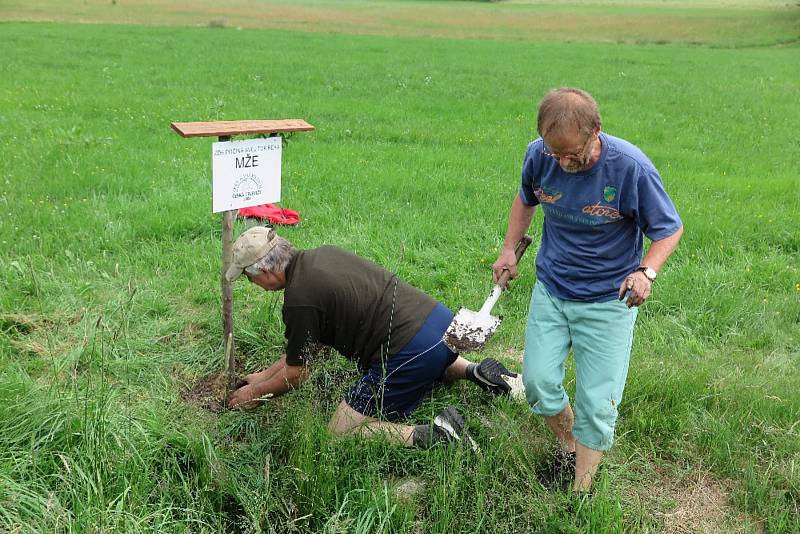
[360, 274, 451, 416]
[360, 332, 449, 414]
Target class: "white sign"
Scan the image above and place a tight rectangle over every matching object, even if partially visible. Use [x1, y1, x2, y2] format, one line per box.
[211, 137, 281, 213]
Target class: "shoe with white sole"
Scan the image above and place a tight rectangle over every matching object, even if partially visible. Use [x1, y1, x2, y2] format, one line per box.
[470, 358, 519, 396]
[413, 406, 478, 451]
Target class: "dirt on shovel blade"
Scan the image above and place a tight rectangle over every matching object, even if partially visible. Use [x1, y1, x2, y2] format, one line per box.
[444, 321, 495, 353]
[443, 307, 503, 353]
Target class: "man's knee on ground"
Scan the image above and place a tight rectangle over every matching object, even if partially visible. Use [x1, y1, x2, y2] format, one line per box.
[328, 400, 374, 436]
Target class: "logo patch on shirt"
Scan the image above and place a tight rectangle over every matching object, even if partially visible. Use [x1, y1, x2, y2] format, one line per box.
[603, 186, 617, 202]
[582, 202, 622, 221]
[534, 187, 562, 204]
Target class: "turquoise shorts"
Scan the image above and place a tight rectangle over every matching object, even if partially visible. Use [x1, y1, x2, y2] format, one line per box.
[523, 281, 638, 451]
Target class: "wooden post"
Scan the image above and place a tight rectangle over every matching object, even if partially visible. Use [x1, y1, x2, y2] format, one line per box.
[219, 135, 236, 391]
[170, 119, 314, 401]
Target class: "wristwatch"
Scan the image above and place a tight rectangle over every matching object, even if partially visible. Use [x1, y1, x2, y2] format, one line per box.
[636, 266, 657, 282]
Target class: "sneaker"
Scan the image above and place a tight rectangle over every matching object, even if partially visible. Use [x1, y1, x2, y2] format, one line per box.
[469, 358, 519, 396]
[413, 406, 478, 451]
[503, 373, 526, 402]
[537, 449, 576, 491]
[433, 405, 465, 442]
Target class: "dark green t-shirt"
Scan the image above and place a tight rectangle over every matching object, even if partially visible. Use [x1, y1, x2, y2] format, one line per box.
[282, 246, 437, 370]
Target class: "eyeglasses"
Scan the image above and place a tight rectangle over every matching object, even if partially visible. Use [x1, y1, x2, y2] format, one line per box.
[541, 134, 593, 161]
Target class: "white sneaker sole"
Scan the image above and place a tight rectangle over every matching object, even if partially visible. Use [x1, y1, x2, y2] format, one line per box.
[434, 412, 479, 453]
[502, 374, 526, 402]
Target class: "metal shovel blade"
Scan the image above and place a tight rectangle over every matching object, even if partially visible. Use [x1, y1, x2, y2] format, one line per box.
[443, 307, 503, 353]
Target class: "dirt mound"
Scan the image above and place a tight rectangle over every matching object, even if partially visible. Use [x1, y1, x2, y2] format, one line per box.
[181, 371, 229, 413]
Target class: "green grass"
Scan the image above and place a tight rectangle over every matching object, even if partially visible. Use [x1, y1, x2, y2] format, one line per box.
[1, 4, 799, 532]
[1, 0, 799, 47]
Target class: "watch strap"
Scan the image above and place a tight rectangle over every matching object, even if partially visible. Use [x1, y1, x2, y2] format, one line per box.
[636, 266, 657, 281]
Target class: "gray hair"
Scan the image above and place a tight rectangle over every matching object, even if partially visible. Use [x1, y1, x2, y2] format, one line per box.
[537, 87, 602, 139]
[244, 230, 296, 276]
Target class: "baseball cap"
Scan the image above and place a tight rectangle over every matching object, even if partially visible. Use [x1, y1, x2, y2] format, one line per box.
[225, 226, 279, 282]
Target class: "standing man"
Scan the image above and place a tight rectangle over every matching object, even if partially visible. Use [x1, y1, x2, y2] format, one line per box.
[226, 226, 518, 448]
[492, 87, 683, 491]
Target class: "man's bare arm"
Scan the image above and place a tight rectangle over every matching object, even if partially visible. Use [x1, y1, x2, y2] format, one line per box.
[492, 193, 537, 282]
[641, 226, 684, 272]
[229, 354, 310, 408]
[618, 226, 684, 307]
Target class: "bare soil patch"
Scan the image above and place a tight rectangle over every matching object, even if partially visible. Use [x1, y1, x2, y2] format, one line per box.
[181, 371, 230, 413]
[651, 472, 764, 533]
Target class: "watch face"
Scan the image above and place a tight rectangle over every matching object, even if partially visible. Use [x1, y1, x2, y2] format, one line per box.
[638, 266, 656, 280]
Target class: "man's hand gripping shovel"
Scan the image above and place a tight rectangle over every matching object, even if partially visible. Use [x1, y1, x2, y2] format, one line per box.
[443, 235, 532, 355]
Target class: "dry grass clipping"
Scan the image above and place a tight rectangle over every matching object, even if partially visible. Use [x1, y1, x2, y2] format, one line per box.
[652, 472, 764, 534]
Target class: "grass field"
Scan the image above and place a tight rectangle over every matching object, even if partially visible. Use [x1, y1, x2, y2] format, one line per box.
[1, 1, 799, 532]
[1, 0, 799, 46]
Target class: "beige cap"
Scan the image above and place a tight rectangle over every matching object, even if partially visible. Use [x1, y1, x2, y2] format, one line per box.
[225, 226, 279, 282]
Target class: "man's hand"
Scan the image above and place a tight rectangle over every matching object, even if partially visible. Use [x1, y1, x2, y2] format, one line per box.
[228, 384, 272, 410]
[492, 248, 519, 285]
[617, 271, 652, 308]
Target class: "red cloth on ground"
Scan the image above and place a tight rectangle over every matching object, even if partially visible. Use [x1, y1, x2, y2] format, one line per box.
[238, 204, 300, 225]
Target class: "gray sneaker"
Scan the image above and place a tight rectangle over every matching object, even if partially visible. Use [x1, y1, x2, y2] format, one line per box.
[433, 405, 465, 442]
[413, 406, 477, 451]
[471, 358, 519, 396]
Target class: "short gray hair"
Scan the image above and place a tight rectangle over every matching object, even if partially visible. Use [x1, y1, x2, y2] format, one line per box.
[537, 87, 602, 139]
[244, 230, 296, 276]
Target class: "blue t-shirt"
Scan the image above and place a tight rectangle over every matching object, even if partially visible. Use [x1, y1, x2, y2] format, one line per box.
[519, 132, 682, 302]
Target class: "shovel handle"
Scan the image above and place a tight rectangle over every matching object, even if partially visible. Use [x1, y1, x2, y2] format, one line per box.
[497, 235, 532, 289]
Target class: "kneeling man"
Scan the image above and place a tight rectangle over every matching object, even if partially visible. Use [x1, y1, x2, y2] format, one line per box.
[227, 226, 517, 448]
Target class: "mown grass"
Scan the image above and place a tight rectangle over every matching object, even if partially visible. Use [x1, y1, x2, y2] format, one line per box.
[1, 0, 799, 47]
[0, 9, 798, 533]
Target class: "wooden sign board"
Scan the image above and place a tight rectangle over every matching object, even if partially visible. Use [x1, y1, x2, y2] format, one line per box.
[171, 119, 314, 138]
[171, 118, 314, 397]
[212, 137, 282, 213]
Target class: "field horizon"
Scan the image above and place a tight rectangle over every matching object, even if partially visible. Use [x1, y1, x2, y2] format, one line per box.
[1, 0, 799, 47]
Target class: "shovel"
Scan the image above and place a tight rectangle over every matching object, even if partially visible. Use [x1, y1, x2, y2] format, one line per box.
[443, 235, 533, 353]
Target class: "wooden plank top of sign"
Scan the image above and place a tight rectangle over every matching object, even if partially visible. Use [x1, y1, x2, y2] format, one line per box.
[171, 119, 314, 138]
